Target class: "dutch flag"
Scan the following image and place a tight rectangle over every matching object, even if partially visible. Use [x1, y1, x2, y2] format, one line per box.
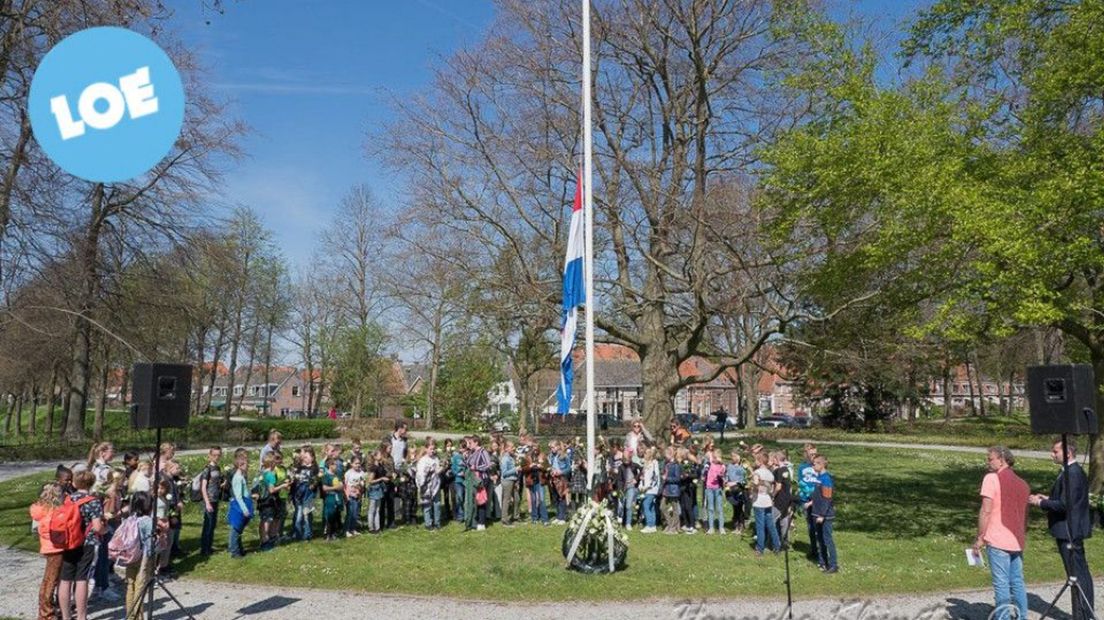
[557, 170, 585, 414]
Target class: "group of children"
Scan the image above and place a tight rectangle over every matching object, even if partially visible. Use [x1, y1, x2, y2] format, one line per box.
[26, 425, 839, 620]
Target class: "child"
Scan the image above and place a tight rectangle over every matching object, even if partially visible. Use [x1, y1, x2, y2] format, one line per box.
[127, 461, 151, 495]
[366, 454, 388, 533]
[639, 447, 660, 533]
[704, 449, 726, 535]
[344, 456, 365, 537]
[662, 446, 682, 534]
[291, 449, 319, 541]
[415, 444, 443, 530]
[724, 451, 748, 534]
[122, 491, 156, 619]
[227, 449, 251, 558]
[30, 483, 63, 620]
[678, 447, 698, 533]
[154, 480, 173, 576]
[255, 454, 280, 551]
[321, 457, 344, 540]
[524, 447, 549, 526]
[808, 455, 837, 573]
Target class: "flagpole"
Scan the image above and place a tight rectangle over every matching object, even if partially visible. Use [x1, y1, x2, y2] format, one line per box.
[582, 0, 596, 493]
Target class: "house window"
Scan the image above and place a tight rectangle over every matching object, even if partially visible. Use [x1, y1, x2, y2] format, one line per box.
[233, 385, 243, 396]
[292, 385, 300, 397]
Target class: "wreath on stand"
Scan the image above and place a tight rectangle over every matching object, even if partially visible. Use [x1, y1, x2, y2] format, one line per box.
[561, 499, 628, 574]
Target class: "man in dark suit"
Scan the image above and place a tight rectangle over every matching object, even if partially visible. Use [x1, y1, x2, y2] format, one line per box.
[1030, 438, 1095, 619]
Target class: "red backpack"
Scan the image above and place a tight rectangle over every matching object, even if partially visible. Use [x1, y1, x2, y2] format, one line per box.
[49, 495, 96, 551]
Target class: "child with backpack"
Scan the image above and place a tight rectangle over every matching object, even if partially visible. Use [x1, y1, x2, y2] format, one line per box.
[30, 483, 63, 620]
[114, 491, 155, 619]
[54, 469, 104, 620]
[255, 453, 285, 551]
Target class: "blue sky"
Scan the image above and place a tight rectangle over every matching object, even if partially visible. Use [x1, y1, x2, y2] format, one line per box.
[169, 0, 923, 269]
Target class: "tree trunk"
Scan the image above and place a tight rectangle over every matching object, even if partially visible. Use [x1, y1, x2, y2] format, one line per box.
[236, 327, 260, 414]
[1006, 369, 1016, 415]
[971, 352, 987, 417]
[734, 367, 747, 428]
[93, 356, 110, 442]
[45, 367, 57, 436]
[63, 184, 106, 441]
[640, 348, 680, 438]
[3, 394, 11, 435]
[59, 374, 71, 439]
[192, 326, 207, 417]
[14, 392, 22, 437]
[262, 325, 274, 416]
[224, 312, 244, 422]
[427, 339, 441, 431]
[205, 321, 226, 415]
[29, 381, 38, 435]
[942, 364, 953, 420]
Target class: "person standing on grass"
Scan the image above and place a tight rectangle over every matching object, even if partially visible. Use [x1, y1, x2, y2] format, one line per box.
[625, 418, 653, 453]
[808, 455, 838, 573]
[122, 491, 156, 620]
[344, 456, 366, 537]
[291, 449, 319, 541]
[639, 447, 661, 533]
[31, 483, 64, 620]
[771, 450, 794, 549]
[366, 453, 389, 534]
[1030, 438, 1095, 620]
[703, 449, 726, 535]
[58, 470, 104, 620]
[450, 440, 467, 523]
[321, 457, 344, 541]
[751, 451, 780, 555]
[524, 446, 550, 526]
[227, 449, 251, 559]
[499, 442, 519, 526]
[797, 444, 820, 561]
[724, 451, 748, 534]
[549, 441, 571, 524]
[662, 446, 683, 534]
[416, 443, 444, 530]
[199, 446, 224, 556]
[467, 435, 493, 531]
[974, 446, 1029, 620]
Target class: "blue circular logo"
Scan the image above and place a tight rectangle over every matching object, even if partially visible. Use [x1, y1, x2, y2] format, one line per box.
[28, 27, 185, 183]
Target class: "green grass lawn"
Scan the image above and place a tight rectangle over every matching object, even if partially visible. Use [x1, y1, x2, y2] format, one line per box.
[0, 443, 1097, 601]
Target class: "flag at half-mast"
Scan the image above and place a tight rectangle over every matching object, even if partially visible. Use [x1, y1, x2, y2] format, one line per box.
[557, 170, 585, 414]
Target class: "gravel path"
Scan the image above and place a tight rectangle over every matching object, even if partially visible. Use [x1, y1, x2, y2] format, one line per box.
[774, 438, 1055, 461]
[0, 544, 1088, 620]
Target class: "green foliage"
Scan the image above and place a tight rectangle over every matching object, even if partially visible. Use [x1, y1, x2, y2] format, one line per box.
[433, 337, 503, 430]
[328, 323, 391, 417]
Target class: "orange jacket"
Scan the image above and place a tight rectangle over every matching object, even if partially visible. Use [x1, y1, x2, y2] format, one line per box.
[29, 503, 62, 555]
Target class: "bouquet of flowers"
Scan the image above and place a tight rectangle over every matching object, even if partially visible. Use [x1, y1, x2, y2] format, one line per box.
[561, 499, 628, 574]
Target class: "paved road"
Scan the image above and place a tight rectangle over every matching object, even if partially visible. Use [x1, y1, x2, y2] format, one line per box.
[772, 438, 1055, 461]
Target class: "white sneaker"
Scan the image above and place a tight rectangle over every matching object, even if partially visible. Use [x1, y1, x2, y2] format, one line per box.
[476, 524, 486, 531]
[706, 529, 715, 535]
[640, 527, 656, 534]
[684, 528, 697, 535]
[719, 528, 726, 535]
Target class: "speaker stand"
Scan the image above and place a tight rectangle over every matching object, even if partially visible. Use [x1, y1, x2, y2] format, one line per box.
[145, 426, 195, 620]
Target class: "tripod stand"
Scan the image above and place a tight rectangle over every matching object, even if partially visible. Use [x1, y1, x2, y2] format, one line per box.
[777, 507, 795, 620]
[141, 426, 196, 620]
[1038, 434, 1097, 620]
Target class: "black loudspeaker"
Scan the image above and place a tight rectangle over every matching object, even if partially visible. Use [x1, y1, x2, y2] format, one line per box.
[1027, 364, 1098, 435]
[131, 363, 192, 429]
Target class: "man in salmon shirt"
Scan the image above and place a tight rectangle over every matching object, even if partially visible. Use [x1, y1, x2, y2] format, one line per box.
[974, 446, 1030, 620]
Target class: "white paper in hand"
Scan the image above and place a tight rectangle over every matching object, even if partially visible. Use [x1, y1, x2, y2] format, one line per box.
[965, 547, 985, 567]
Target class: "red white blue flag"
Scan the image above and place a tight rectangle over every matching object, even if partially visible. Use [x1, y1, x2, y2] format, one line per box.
[557, 170, 585, 414]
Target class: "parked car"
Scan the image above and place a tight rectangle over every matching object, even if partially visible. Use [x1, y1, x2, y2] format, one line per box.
[675, 413, 697, 428]
[689, 418, 738, 433]
[755, 415, 796, 428]
[286, 409, 306, 420]
[790, 415, 817, 428]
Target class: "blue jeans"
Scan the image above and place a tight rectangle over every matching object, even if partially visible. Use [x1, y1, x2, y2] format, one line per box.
[293, 503, 313, 540]
[815, 518, 837, 568]
[423, 492, 441, 528]
[453, 481, 466, 521]
[622, 487, 638, 527]
[228, 524, 245, 557]
[345, 498, 361, 534]
[201, 504, 219, 554]
[705, 488, 724, 531]
[987, 547, 1027, 620]
[529, 484, 549, 524]
[642, 494, 657, 527]
[755, 506, 781, 552]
